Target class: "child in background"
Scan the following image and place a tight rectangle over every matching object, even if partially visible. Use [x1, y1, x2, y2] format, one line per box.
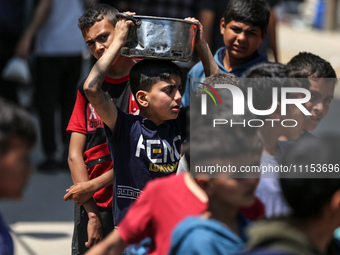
[182, 0, 270, 107]
[238, 62, 309, 217]
[241, 134, 340, 255]
[169, 79, 263, 255]
[64, 5, 139, 254]
[83, 15, 217, 228]
[0, 98, 37, 255]
[82, 73, 243, 255]
[287, 52, 337, 137]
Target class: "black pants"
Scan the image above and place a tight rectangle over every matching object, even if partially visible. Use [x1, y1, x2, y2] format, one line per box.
[35, 56, 82, 157]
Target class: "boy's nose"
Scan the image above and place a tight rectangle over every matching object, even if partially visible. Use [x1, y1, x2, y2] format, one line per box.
[95, 42, 105, 54]
[314, 102, 324, 113]
[174, 90, 182, 101]
[237, 32, 246, 41]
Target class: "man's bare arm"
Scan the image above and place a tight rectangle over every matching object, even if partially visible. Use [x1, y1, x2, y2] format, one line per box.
[66, 131, 103, 247]
[64, 169, 113, 205]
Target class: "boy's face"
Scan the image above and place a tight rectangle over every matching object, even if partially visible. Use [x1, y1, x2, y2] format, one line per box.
[205, 153, 260, 208]
[142, 75, 182, 126]
[304, 78, 335, 130]
[0, 138, 32, 199]
[82, 18, 117, 61]
[220, 19, 265, 62]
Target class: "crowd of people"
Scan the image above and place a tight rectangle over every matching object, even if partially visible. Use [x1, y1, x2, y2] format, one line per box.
[0, 0, 339, 255]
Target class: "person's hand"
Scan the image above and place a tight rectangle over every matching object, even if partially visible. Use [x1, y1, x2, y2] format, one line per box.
[114, 14, 135, 47]
[85, 212, 103, 248]
[63, 182, 95, 206]
[185, 17, 205, 47]
[124, 11, 136, 16]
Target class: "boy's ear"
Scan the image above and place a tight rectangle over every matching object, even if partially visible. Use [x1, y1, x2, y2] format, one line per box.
[220, 18, 226, 35]
[136, 91, 149, 107]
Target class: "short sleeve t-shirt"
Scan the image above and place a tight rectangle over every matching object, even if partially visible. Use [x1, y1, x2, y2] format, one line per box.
[105, 107, 187, 225]
[67, 76, 139, 207]
[118, 173, 207, 255]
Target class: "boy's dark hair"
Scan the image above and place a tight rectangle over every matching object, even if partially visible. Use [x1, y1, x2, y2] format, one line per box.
[287, 52, 337, 83]
[0, 98, 37, 155]
[202, 73, 239, 87]
[188, 73, 262, 175]
[222, 0, 270, 37]
[239, 62, 309, 119]
[242, 62, 288, 79]
[239, 62, 287, 117]
[129, 59, 182, 100]
[280, 134, 340, 220]
[78, 4, 119, 33]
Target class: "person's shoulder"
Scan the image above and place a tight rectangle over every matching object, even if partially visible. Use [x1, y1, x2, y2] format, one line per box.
[174, 216, 203, 231]
[171, 217, 237, 254]
[116, 106, 141, 121]
[109, 108, 142, 137]
[187, 47, 226, 78]
[188, 60, 204, 77]
[247, 52, 268, 67]
[171, 217, 211, 247]
[175, 217, 228, 237]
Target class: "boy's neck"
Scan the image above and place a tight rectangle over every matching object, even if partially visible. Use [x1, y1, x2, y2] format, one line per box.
[203, 202, 240, 236]
[106, 55, 136, 79]
[223, 50, 254, 72]
[138, 108, 164, 126]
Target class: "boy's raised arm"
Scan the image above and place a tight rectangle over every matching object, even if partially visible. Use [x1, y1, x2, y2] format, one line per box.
[185, 18, 220, 77]
[83, 18, 134, 132]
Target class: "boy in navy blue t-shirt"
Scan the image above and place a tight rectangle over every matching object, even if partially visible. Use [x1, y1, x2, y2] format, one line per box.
[83, 16, 217, 226]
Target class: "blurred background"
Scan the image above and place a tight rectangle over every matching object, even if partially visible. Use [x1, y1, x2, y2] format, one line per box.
[0, 0, 340, 254]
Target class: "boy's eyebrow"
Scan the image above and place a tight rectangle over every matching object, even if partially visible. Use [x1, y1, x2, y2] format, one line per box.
[243, 26, 261, 33]
[247, 28, 260, 32]
[164, 82, 181, 87]
[229, 24, 260, 32]
[86, 32, 107, 44]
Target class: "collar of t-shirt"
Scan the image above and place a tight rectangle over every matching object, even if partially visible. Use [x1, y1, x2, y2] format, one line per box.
[217, 47, 264, 76]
